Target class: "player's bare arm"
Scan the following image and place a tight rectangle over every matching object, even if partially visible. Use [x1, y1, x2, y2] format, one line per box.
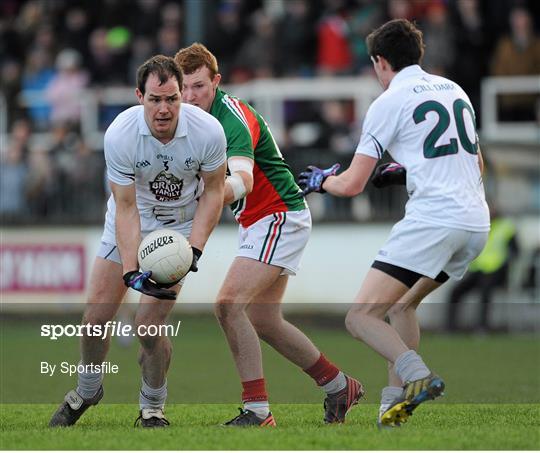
[224, 156, 254, 206]
[189, 161, 227, 251]
[478, 146, 484, 174]
[111, 181, 141, 273]
[322, 154, 378, 197]
[298, 154, 379, 196]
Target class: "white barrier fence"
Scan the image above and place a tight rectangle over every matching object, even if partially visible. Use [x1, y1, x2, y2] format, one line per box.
[2, 75, 538, 149]
[481, 75, 540, 143]
[0, 224, 388, 304]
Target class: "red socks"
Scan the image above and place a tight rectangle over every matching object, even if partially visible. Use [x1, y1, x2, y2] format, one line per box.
[303, 353, 340, 386]
[241, 355, 339, 401]
[241, 378, 268, 403]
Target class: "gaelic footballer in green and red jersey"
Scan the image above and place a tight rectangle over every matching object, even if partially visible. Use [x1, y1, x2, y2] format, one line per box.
[210, 88, 307, 227]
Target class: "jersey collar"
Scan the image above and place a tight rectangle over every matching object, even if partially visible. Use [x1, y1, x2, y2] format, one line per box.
[389, 65, 426, 88]
[137, 107, 152, 135]
[174, 105, 188, 138]
[137, 105, 188, 138]
[210, 88, 225, 115]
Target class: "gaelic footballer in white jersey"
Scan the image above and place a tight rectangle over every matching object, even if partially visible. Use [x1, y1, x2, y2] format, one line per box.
[355, 65, 490, 233]
[298, 19, 491, 429]
[102, 103, 227, 245]
[49, 55, 226, 430]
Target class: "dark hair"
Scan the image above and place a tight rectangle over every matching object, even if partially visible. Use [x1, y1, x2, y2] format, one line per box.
[136, 55, 183, 95]
[366, 19, 425, 71]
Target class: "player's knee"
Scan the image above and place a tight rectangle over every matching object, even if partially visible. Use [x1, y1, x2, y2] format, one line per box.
[346, 302, 377, 320]
[214, 301, 242, 326]
[136, 326, 160, 350]
[82, 311, 114, 332]
[137, 334, 170, 358]
[345, 305, 374, 336]
[134, 315, 167, 350]
[215, 290, 238, 306]
[214, 300, 234, 325]
[344, 308, 360, 335]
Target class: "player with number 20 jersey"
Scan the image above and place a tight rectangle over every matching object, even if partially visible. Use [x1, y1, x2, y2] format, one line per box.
[298, 19, 490, 429]
[356, 66, 489, 233]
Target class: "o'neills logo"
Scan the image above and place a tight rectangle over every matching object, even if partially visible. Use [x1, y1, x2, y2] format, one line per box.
[139, 235, 174, 260]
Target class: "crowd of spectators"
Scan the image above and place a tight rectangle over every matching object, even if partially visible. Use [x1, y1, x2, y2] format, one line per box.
[1, 0, 539, 224]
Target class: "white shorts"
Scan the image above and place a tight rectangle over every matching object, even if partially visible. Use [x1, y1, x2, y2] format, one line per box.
[97, 241, 122, 264]
[376, 218, 488, 280]
[237, 209, 311, 276]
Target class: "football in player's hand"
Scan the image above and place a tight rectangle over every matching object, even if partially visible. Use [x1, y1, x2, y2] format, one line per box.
[138, 229, 193, 284]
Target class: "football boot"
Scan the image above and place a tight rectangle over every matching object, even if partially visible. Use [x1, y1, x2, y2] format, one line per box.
[134, 408, 170, 428]
[323, 375, 365, 423]
[49, 386, 103, 427]
[223, 408, 276, 427]
[379, 374, 445, 428]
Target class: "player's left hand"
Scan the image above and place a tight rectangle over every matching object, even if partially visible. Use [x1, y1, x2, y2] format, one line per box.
[298, 163, 340, 195]
[371, 162, 406, 188]
[189, 247, 202, 273]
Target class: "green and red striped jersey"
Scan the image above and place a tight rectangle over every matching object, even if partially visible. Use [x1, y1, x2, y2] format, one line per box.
[210, 88, 307, 227]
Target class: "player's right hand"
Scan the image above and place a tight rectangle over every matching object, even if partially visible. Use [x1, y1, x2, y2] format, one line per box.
[371, 162, 406, 188]
[298, 163, 340, 195]
[123, 271, 177, 300]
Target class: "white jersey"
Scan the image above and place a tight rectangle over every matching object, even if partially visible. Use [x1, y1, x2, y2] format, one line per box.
[356, 65, 490, 232]
[102, 104, 227, 245]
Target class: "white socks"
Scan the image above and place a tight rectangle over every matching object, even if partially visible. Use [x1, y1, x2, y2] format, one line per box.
[321, 371, 347, 395]
[380, 385, 403, 404]
[77, 369, 168, 409]
[378, 386, 403, 420]
[394, 350, 430, 383]
[244, 401, 270, 418]
[76, 364, 103, 399]
[139, 378, 167, 409]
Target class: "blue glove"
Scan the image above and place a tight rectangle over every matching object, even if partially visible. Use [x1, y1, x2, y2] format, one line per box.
[298, 163, 340, 195]
[371, 162, 406, 188]
[123, 271, 177, 300]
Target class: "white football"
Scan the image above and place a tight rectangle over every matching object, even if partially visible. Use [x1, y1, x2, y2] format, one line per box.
[137, 229, 193, 284]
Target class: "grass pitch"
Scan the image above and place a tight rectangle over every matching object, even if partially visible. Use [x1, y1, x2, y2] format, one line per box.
[1, 403, 539, 450]
[1, 313, 539, 449]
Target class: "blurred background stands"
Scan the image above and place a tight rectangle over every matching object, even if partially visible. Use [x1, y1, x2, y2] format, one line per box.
[0, 0, 538, 227]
